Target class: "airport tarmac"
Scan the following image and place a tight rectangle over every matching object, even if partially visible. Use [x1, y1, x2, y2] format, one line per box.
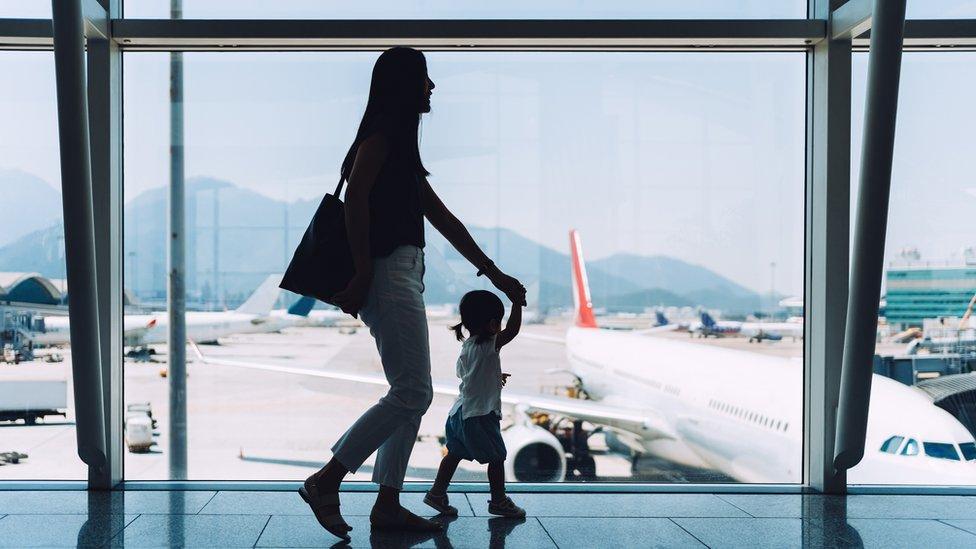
[0, 319, 835, 484]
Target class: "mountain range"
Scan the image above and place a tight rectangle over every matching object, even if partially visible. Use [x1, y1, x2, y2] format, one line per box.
[0, 172, 768, 314]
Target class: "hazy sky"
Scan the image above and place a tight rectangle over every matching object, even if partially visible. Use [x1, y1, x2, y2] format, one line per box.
[3, 5, 976, 297]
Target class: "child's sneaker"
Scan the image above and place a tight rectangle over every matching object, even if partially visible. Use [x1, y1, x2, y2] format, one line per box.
[487, 496, 525, 518]
[423, 490, 459, 516]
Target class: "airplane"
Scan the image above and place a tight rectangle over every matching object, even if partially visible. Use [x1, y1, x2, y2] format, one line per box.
[654, 311, 671, 328]
[32, 274, 286, 347]
[189, 233, 976, 485]
[692, 311, 804, 342]
[270, 296, 364, 330]
[691, 311, 742, 338]
[270, 295, 318, 326]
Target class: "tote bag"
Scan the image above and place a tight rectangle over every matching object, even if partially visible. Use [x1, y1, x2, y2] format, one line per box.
[279, 178, 355, 308]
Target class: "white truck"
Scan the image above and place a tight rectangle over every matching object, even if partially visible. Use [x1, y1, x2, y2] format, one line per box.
[0, 379, 68, 424]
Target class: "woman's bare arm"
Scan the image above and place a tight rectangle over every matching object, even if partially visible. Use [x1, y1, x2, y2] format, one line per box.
[421, 180, 527, 306]
[421, 179, 492, 272]
[332, 133, 388, 314]
[343, 134, 387, 276]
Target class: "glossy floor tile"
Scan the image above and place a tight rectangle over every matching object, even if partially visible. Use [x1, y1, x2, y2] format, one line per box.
[672, 517, 807, 549]
[471, 493, 749, 517]
[200, 490, 473, 517]
[0, 490, 217, 515]
[256, 515, 554, 548]
[2, 490, 976, 548]
[0, 514, 136, 547]
[110, 514, 271, 548]
[834, 519, 976, 547]
[540, 517, 706, 549]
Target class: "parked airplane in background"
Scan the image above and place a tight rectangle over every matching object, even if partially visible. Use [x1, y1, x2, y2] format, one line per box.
[32, 275, 286, 347]
[692, 311, 804, 342]
[190, 233, 976, 484]
[126, 274, 284, 345]
[691, 311, 742, 338]
[269, 296, 322, 330]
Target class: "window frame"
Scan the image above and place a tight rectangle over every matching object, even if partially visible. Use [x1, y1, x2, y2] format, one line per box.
[4, 0, 976, 493]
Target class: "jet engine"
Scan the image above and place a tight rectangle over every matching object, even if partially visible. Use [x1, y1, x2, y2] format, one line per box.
[502, 413, 566, 482]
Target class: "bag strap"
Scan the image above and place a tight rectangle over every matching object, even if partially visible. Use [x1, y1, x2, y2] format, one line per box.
[332, 177, 344, 198]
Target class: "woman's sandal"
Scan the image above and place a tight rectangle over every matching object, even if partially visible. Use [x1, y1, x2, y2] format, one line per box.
[422, 491, 459, 516]
[299, 480, 352, 541]
[370, 506, 444, 533]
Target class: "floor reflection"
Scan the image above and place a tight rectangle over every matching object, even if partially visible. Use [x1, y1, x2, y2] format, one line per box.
[802, 495, 864, 548]
[336, 514, 530, 549]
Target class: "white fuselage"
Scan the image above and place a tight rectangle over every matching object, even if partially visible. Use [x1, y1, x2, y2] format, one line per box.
[565, 326, 976, 484]
[33, 311, 282, 348]
[126, 311, 276, 345]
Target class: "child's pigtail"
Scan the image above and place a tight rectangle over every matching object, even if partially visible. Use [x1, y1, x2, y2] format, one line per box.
[450, 322, 465, 341]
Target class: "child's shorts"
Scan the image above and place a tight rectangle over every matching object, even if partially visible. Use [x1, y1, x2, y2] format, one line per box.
[445, 406, 507, 464]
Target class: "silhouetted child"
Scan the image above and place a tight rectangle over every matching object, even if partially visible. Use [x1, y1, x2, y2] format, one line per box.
[424, 290, 525, 518]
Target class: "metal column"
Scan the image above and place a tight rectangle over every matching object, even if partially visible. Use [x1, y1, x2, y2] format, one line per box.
[86, 0, 123, 488]
[168, 0, 188, 480]
[834, 0, 907, 472]
[805, 0, 852, 494]
[50, 0, 107, 475]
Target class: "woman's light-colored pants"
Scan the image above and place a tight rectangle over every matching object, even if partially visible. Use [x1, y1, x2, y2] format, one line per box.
[331, 245, 432, 489]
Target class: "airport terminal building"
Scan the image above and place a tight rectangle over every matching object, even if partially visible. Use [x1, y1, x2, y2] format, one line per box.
[885, 263, 976, 329]
[7, 2, 976, 547]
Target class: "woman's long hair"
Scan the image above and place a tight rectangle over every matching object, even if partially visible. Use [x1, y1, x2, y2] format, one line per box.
[340, 47, 430, 183]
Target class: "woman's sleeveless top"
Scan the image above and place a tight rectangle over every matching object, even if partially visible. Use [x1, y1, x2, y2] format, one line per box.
[367, 132, 426, 258]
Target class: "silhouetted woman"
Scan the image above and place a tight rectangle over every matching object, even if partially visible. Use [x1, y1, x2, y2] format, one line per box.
[299, 47, 527, 540]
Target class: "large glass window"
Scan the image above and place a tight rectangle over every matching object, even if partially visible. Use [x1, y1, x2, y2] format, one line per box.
[0, 2, 51, 18]
[123, 51, 804, 482]
[850, 52, 976, 486]
[0, 52, 81, 480]
[123, 1, 805, 20]
[907, 1, 976, 18]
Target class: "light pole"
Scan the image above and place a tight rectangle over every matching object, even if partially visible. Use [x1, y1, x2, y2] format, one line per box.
[168, 0, 187, 480]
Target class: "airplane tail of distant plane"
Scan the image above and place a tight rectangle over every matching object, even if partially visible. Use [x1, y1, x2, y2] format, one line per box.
[286, 295, 316, 317]
[569, 229, 598, 329]
[700, 311, 717, 328]
[235, 274, 284, 315]
[655, 311, 669, 327]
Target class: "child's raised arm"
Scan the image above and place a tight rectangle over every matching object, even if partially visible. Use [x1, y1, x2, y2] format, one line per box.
[495, 303, 522, 351]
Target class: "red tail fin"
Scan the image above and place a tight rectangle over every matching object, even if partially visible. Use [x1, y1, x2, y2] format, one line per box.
[569, 229, 598, 329]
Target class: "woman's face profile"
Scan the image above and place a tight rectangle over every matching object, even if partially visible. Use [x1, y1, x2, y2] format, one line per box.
[422, 75, 435, 113]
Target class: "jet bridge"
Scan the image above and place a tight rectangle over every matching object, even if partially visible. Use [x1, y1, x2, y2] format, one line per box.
[916, 374, 976, 440]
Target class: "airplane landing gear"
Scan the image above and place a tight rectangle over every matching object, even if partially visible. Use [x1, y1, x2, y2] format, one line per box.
[558, 419, 597, 480]
[125, 347, 157, 362]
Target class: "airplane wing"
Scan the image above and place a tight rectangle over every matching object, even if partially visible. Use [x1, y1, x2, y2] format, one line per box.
[499, 390, 676, 441]
[189, 342, 674, 441]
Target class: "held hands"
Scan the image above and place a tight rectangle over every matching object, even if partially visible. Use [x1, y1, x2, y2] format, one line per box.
[485, 266, 527, 307]
[332, 273, 371, 317]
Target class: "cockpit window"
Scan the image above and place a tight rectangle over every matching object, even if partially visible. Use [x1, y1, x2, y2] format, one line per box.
[880, 436, 904, 454]
[924, 442, 961, 461]
[960, 442, 976, 461]
[901, 438, 919, 456]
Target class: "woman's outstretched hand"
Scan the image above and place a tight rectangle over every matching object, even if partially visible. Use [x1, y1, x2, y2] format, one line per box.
[332, 273, 371, 317]
[486, 267, 527, 307]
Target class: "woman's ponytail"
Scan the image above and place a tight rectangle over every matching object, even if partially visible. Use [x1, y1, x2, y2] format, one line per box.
[450, 322, 465, 342]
